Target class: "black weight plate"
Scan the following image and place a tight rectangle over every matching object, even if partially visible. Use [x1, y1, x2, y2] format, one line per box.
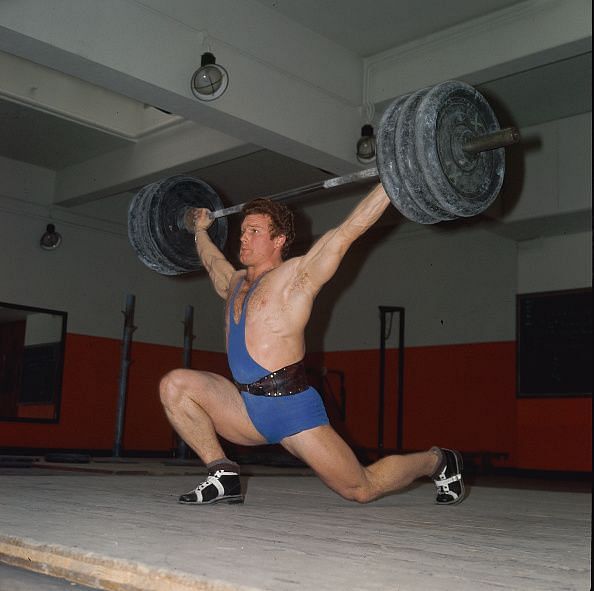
[128, 180, 172, 273]
[128, 176, 228, 275]
[415, 80, 505, 217]
[376, 95, 440, 224]
[394, 89, 458, 222]
[129, 179, 190, 275]
[149, 176, 228, 274]
[377, 93, 441, 224]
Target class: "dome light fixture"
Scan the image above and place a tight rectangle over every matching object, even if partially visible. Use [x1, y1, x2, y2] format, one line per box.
[40, 223, 62, 251]
[356, 124, 376, 164]
[190, 52, 229, 101]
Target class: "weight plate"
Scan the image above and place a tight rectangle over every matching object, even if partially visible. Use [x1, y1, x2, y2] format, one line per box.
[376, 93, 440, 224]
[128, 180, 171, 273]
[128, 176, 228, 275]
[150, 176, 228, 274]
[129, 179, 189, 275]
[415, 80, 505, 217]
[394, 89, 458, 222]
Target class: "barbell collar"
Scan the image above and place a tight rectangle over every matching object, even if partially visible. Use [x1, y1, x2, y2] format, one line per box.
[462, 126, 520, 154]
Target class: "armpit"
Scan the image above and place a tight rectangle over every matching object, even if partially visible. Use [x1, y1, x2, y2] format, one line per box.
[289, 270, 312, 293]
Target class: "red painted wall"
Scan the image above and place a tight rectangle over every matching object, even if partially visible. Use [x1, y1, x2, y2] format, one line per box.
[516, 398, 592, 472]
[0, 334, 230, 453]
[0, 334, 590, 472]
[315, 344, 517, 456]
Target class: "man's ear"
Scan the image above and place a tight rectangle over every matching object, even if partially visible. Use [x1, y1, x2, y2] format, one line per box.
[274, 234, 287, 250]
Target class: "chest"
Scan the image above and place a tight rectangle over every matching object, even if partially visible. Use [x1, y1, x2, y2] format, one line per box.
[232, 283, 250, 324]
[231, 281, 273, 325]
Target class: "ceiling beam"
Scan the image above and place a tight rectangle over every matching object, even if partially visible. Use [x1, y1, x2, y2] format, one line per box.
[0, 51, 179, 139]
[0, 0, 364, 177]
[54, 122, 258, 207]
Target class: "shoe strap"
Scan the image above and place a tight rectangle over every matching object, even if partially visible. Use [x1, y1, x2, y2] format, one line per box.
[195, 470, 238, 496]
[210, 469, 239, 477]
[434, 474, 462, 488]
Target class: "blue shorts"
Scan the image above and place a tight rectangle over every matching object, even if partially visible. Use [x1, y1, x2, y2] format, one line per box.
[241, 386, 329, 444]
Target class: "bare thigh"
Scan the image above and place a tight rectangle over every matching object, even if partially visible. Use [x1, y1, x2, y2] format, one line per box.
[168, 369, 267, 447]
[280, 425, 369, 498]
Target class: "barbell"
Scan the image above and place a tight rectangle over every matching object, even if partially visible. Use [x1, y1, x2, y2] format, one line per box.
[128, 80, 519, 275]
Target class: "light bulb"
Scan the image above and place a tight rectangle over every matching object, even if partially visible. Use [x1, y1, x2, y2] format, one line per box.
[356, 125, 376, 163]
[190, 53, 229, 101]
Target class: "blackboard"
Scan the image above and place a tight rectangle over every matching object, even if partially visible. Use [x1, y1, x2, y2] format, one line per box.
[517, 289, 591, 397]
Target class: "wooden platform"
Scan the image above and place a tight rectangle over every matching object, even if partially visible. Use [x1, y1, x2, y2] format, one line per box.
[0, 460, 590, 590]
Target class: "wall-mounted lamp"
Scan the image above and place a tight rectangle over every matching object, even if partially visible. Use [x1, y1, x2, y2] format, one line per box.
[40, 223, 62, 251]
[190, 52, 229, 101]
[356, 124, 376, 164]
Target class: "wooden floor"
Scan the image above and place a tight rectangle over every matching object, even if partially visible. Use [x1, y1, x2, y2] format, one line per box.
[0, 460, 590, 591]
[0, 562, 102, 591]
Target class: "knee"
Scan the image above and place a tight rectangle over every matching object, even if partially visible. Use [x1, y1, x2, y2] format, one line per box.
[345, 485, 376, 504]
[336, 472, 378, 504]
[159, 369, 194, 410]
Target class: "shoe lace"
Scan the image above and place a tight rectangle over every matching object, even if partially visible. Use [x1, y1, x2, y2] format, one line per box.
[196, 474, 219, 492]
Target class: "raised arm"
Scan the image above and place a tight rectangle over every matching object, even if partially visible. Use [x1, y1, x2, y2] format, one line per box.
[296, 183, 390, 294]
[192, 208, 236, 299]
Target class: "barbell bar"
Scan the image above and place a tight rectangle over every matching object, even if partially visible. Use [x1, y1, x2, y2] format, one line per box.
[128, 80, 520, 275]
[206, 167, 381, 222]
[197, 123, 518, 224]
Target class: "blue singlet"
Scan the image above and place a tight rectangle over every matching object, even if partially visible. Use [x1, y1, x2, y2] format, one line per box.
[227, 274, 329, 444]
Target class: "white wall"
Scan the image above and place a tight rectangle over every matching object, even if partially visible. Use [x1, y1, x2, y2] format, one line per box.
[0, 206, 228, 352]
[500, 113, 592, 222]
[24, 312, 63, 345]
[307, 224, 518, 350]
[518, 231, 591, 293]
[0, 155, 55, 206]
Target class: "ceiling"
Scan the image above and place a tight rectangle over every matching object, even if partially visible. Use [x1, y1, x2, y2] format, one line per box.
[0, 0, 591, 231]
[0, 98, 133, 170]
[253, 0, 527, 57]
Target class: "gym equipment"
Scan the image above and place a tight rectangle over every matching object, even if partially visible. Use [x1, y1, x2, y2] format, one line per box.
[128, 80, 519, 275]
[113, 293, 136, 458]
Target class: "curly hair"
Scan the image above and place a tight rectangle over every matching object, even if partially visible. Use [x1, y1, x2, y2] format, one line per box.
[242, 198, 295, 259]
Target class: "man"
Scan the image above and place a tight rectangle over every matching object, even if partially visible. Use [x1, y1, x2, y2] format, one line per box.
[160, 183, 465, 506]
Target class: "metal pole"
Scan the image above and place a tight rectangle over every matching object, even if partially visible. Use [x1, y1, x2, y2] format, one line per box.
[172, 127, 520, 230]
[113, 294, 136, 458]
[180, 169, 379, 230]
[379, 306, 405, 454]
[463, 126, 520, 154]
[396, 309, 405, 452]
[378, 309, 386, 452]
[176, 305, 194, 459]
[183, 305, 194, 368]
[209, 167, 380, 221]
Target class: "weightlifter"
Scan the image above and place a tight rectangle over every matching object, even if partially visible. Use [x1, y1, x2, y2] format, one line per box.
[159, 183, 465, 506]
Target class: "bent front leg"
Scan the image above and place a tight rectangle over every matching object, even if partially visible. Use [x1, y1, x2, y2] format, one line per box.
[159, 368, 267, 464]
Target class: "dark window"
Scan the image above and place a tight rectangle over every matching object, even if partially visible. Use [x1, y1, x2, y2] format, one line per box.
[517, 289, 591, 397]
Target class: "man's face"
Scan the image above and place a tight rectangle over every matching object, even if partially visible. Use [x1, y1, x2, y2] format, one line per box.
[239, 213, 284, 266]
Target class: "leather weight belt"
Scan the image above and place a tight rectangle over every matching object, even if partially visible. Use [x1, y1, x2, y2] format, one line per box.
[235, 360, 309, 397]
